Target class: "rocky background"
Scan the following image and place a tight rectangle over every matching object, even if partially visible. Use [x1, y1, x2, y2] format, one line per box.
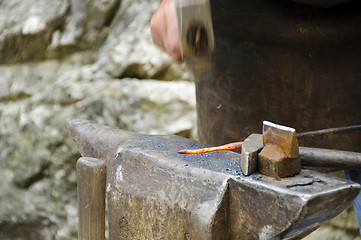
[0, 0, 359, 239]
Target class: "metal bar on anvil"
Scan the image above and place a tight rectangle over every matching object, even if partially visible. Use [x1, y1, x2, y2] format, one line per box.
[67, 119, 360, 240]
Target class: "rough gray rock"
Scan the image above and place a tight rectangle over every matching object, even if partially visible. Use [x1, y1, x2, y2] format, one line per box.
[0, 58, 195, 239]
[50, 0, 121, 52]
[0, 0, 69, 63]
[0, 0, 195, 239]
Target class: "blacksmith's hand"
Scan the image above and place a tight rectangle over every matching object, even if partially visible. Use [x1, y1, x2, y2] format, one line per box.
[150, 0, 182, 62]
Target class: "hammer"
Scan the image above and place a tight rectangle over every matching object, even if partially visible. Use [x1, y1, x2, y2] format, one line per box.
[241, 121, 361, 178]
[176, 0, 215, 72]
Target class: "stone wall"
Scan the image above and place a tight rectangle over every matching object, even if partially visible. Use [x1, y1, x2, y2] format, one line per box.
[0, 0, 195, 239]
[0, 0, 359, 239]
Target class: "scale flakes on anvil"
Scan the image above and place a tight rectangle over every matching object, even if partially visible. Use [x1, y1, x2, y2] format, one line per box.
[67, 119, 360, 240]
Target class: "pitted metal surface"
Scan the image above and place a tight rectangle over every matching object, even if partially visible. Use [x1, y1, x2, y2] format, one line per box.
[68, 119, 360, 240]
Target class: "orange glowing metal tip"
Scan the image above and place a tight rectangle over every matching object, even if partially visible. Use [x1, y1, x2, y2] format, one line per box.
[178, 141, 243, 154]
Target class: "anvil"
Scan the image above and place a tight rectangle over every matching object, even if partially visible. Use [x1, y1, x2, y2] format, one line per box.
[67, 119, 360, 240]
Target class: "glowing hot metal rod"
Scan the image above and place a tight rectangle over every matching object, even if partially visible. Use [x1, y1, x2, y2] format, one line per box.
[178, 141, 243, 154]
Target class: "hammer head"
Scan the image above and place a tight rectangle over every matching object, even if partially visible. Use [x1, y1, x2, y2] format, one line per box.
[258, 121, 301, 178]
[176, 0, 215, 72]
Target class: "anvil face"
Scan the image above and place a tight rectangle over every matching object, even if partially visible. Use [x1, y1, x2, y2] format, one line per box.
[67, 119, 360, 240]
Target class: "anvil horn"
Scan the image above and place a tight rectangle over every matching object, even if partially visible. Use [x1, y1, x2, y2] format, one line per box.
[67, 119, 360, 240]
[67, 118, 143, 161]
